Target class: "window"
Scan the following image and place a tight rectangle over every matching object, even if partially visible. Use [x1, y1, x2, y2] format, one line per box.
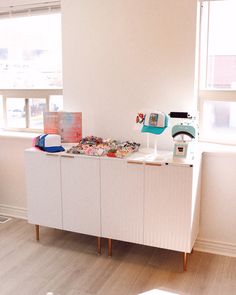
[1, 89, 63, 130]
[0, 3, 62, 131]
[199, 0, 236, 144]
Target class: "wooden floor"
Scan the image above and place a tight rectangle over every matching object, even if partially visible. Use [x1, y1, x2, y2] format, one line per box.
[0, 218, 235, 295]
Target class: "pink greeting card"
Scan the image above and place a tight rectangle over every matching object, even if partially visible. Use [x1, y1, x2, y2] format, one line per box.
[44, 112, 82, 143]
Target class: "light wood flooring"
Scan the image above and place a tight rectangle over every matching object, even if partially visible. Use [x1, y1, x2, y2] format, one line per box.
[0, 218, 235, 295]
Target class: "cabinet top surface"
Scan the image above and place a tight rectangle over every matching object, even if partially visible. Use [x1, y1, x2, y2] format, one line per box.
[25, 147, 201, 167]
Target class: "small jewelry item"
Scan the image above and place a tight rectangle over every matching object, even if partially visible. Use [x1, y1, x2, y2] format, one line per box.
[136, 113, 145, 124]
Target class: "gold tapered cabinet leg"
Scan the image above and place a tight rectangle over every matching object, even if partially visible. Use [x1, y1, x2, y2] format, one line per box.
[35, 225, 39, 241]
[183, 252, 188, 271]
[108, 239, 112, 257]
[97, 237, 101, 255]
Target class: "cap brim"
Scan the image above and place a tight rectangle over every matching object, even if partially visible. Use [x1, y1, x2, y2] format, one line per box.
[141, 125, 166, 135]
[43, 146, 65, 153]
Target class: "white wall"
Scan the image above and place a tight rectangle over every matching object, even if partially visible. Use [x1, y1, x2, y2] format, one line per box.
[199, 153, 236, 244]
[61, 0, 198, 149]
[0, 136, 32, 217]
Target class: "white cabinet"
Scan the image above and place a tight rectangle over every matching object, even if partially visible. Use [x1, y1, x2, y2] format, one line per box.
[100, 159, 200, 253]
[101, 158, 144, 244]
[61, 155, 101, 237]
[25, 151, 62, 229]
[25, 150, 101, 237]
[25, 148, 201, 268]
[144, 164, 194, 252]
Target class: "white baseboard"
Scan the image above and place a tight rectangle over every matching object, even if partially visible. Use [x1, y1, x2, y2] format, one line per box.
[0, 204, 27, 220]
[194, 238, 236, 258]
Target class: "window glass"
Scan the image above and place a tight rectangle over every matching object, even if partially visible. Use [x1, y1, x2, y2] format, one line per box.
[0, 13, 62, 89]
[0, 11, 63, 131]
[29, 98, 46, 129]
[199, 1, 236, 144]
[202, 100, 236, 143]
[205, 0, 236, 89]
[6, 98, 26, 128]
[49, 95, 63, 112]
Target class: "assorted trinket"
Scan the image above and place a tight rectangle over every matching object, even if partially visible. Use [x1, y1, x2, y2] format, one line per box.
[67, 136, 140, 158]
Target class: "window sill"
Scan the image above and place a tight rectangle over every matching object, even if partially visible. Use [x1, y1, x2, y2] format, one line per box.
[199, 142, 236, 157]
[0, 130, 39, 140]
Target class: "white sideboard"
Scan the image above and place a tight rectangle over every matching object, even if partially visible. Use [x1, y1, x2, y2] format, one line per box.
[25, 148, 202, 270]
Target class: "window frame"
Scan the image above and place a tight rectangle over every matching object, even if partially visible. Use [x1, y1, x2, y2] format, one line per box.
[1, 89, 63, 132]
[198, 0, 236, 145]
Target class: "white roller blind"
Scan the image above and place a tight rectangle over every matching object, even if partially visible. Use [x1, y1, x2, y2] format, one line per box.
[0, 1, 60, 18]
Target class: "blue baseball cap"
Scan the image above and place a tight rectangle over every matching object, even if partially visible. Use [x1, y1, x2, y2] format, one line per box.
[35, 134, 65, 153]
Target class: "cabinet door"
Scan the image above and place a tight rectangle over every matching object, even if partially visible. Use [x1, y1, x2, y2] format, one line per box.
[144, 164, 193, 252]
[61, 156, 101, 236]
[101, 159, 144, 244]
[25, 151, 62, 229]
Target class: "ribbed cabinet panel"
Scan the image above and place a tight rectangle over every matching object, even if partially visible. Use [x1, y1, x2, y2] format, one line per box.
[101, 159, 144, 244]
[144, 165, 193, 252]
[25, 151, 62, 229]
[61, 157, 101, 237]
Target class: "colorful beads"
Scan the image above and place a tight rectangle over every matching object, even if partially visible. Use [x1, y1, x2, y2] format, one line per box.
[67, 136, 140, 158]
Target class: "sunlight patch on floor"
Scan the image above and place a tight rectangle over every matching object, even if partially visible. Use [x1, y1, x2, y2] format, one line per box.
[139, 289, 179, 295]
